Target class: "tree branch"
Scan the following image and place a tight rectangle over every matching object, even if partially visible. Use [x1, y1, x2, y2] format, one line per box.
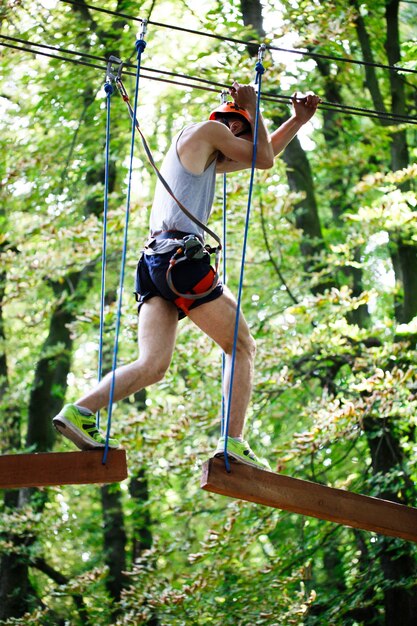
[259, 197, 299, 305]
[30, 557, 90, 623]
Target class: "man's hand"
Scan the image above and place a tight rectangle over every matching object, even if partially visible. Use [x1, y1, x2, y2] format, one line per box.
[291, 92, 321, 124]
[228, 81, 256, 117]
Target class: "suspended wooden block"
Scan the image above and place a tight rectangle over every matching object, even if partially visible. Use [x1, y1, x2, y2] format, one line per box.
[201, 458, 417, 543]
[0, 449, 128, 489]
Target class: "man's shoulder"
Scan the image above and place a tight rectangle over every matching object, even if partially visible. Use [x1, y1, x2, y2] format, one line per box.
[177, 121, 221, 173]
[178, 121, 224, 152]
[182, 120, 220, 136]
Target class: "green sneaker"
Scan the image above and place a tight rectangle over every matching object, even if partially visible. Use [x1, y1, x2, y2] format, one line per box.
[214, 436, 271, 471]
[53, 404, 119, 451]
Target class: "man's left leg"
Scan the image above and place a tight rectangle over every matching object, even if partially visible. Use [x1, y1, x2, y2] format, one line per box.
[188, 286, 270, 469]
[188, 286, 254, 437]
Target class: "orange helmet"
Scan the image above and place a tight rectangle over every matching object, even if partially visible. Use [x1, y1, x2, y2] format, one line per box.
[209, 101, 251, 124]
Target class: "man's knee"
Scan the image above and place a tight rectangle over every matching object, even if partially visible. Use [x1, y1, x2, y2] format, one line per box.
[245, 333, 256, 360]
[225, 331, 256, 359]
[133, 356, 170, 384]
[149, 359, 170, 383]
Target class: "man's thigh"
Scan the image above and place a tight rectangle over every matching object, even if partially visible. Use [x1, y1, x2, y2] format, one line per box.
[187, 285, 251, 352]
[138, 297, 179, 362]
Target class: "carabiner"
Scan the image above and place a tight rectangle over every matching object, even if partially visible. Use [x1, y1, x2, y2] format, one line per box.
[138, 18, 147, 41]
[258, 43, 267, 63]
[106, 55, 124, 84]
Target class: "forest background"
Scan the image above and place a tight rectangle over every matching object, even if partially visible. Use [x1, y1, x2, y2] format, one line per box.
[0, 0, 416, 624]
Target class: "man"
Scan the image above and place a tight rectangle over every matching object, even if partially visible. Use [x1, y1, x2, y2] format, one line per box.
[53, 82, 320, 469]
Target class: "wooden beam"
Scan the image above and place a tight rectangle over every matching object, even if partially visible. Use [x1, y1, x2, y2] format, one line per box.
[0, 449, 128, 489]
[201, 458, 417, 543]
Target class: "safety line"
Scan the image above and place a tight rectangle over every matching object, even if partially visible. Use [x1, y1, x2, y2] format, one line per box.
[0, 34, 222, 90]
[1, 37, 416, 126]
[0, 40, 218, 92]
[102, 32, 147, 464]
[220, 173, 227, 436]
[3, 33, 415, 126]
[58, 0, 417, 75]
[261, 91, 416, 125]
[223, 48, 267, 472]
[96, 78, 113, 432]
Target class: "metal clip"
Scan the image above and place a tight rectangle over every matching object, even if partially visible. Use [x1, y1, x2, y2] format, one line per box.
[106, 55, 124, 83]
[138, 18, 148, 40]
[220, 89, 228, 104]
[258, 43, 267, 63]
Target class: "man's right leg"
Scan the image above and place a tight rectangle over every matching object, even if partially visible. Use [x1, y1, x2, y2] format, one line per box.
[77, 297, 178, 411]
[188, 287, 270, 470]
[53, 297, 178, 449]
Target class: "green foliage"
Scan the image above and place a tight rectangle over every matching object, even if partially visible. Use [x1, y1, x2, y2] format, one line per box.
[1, 0, 416, 624]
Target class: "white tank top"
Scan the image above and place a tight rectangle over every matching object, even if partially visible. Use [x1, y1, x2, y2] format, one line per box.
[147, 125, 217, 254]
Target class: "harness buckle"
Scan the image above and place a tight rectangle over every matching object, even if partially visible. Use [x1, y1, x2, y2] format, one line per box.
[182, 235, 207, 261]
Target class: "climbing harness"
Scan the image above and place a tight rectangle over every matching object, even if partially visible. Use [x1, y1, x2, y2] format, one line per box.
[164, 235, 220, 300]
[222, 44, 267, 472]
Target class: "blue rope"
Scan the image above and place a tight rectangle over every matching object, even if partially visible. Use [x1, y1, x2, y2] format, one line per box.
[222, 58, 265, 472]
[97, 80, 113, 431]
[102, 37, 147, 464]
[220, 172, 227, 435]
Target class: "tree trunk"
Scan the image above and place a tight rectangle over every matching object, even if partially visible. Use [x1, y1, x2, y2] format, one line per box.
[349, 0, 387, 116]
[240, 0, 265, 36]
[26, 275, 80, 451]
[280, 131, 333, 293]
[344, 10, 417, 617]
[0, 550, 39, 620]
[101, 485, 128, 605]
[384, 0, 417, 323]
[349, 0, 416, 323]
[0, 251, 7, 399]
[240, 0, 266, 56]
[130, 468, 154, 561]
[128, 391, 160, 624]
[0, 244, 32, 617]
[363, 415, 417, 625]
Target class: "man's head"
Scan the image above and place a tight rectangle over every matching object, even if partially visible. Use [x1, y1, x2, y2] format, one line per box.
[209, 101, 252, 138]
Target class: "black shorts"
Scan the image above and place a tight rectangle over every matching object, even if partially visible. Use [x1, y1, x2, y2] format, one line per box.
[134, 250, 223, 319]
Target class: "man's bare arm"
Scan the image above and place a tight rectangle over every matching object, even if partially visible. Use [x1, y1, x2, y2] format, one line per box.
[271, 93, 321, 156]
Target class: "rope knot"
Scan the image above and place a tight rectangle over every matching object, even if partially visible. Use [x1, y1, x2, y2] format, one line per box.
[104, 82, 114, 95]
[255, 61, 265, 75]
[135, 39, 147, 54]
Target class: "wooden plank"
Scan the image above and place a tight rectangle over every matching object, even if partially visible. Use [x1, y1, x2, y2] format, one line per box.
[0, 449, 128, 489]
[201, 458, 417, 543]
